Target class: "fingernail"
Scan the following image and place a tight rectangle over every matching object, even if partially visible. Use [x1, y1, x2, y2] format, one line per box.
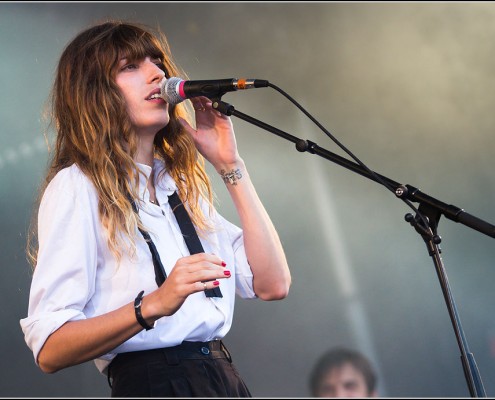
[221, 261, 227, 267]
[213, 281, 220, 286]
[224, 270, 231, 276]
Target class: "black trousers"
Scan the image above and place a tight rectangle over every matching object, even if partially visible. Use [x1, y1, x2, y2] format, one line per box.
[108, 340, 252, 397]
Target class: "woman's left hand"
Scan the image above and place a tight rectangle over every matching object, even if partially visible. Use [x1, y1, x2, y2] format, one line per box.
[178, 96, 241, 170]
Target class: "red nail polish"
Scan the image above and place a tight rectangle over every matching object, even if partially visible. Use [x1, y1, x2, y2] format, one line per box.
[224, 270, 231, 276]
[221, 261, 227, 267]
[213, 281, 220, 286]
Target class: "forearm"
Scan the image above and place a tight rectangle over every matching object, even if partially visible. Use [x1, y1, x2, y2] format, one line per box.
[37, 300, 147, 373]
[219, 159, 291, 300]
[37, 254, 228, 373]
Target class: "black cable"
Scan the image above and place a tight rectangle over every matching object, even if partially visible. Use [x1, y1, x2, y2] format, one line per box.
[267, 82, 434, 239]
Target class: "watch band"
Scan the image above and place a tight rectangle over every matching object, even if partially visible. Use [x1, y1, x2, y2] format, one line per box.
[134, 290, 154, 331]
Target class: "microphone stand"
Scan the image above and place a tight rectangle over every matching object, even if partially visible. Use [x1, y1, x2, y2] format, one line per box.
[212, 98, 491, 397]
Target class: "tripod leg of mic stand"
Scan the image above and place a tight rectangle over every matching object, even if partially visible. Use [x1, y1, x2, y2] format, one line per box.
[461, 352, 486, 397]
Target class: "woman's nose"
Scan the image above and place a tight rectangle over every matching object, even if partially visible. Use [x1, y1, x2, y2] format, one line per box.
[146, 59, 165, 82]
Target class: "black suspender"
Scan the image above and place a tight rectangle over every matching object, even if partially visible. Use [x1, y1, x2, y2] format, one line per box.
[130, 191, 222, 298]
[167, 192, 222, 297]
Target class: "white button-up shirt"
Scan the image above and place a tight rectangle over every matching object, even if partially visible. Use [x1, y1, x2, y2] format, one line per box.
[20, 160, 256, 374]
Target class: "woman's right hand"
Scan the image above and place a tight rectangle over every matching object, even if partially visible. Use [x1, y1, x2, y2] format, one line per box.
[141, 253, 230, 322]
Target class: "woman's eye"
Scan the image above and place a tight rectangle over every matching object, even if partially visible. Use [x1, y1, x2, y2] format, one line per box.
[122, 63, 138, 71]
[156, 62, 166, 72]
[152, 59, 165, 69]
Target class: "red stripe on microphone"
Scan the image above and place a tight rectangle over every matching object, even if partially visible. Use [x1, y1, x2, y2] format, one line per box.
[179, 81, 186, 99]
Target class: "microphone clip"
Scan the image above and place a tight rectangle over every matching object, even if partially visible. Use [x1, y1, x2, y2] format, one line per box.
[212, 100, 235, 116]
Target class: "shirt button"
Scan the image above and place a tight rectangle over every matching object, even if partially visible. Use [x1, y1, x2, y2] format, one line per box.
[200, 347, 210, 355]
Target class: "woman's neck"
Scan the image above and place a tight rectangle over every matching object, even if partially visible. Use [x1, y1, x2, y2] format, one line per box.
[134, 136, 155, 167]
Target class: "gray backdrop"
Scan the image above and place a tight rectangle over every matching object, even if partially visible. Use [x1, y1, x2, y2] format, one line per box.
[2, 2, 495, 397]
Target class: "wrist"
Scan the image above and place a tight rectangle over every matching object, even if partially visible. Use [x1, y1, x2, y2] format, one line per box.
[134, 291, 155, 331]
[217, 159, 246, 186]
[220, 168, 243, 186]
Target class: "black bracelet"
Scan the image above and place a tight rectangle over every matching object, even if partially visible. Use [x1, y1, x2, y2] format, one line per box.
[134, 290, 154, 331]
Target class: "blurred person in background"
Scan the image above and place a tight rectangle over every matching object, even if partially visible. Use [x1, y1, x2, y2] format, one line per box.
[309, 347, 378, 397]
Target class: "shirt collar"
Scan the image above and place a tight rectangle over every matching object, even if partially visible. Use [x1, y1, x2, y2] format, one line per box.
[135, 159, 177, 205]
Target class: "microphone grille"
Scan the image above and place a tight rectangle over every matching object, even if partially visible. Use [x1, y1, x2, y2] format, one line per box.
[160, 77, 184, 105]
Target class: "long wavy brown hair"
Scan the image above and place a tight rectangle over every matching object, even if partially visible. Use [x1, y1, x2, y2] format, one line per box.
[27, 20, 213, 267]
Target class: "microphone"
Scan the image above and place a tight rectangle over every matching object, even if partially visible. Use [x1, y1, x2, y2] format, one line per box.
[161, 77, 269, 105]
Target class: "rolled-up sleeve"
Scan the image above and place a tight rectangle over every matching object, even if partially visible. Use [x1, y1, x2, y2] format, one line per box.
[20, 167, 99, 364]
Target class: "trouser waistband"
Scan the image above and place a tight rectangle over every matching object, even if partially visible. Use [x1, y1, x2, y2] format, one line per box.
[109, 340, 232, 375]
